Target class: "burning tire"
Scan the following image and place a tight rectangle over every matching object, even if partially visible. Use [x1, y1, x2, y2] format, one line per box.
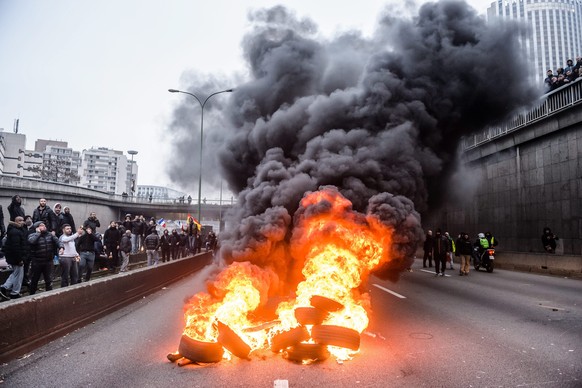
[217, 321, 251, 360]
[294, 307, 327, 325]
[310, 295, 344, 312]
[271, 326, 310, 353]
[178, 334, 224, 363]
[284, 343, 330, 363]
[311, 325, 361, 351]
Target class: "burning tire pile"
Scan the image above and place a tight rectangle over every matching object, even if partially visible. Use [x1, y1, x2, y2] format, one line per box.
[168, 295, 361, 365]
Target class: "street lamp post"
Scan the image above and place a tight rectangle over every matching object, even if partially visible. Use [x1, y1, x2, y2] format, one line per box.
[128, 150, 138, 198]
[168, 88, 233, 224]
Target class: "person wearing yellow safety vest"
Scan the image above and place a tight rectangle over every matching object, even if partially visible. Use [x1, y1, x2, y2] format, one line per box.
[444, 232, 455, 270]
[485, 231, 499, 248]
[474, 233, 489, 265]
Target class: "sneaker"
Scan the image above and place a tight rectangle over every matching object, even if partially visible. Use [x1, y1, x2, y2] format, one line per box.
[0, 286, 10, 300]
[439, 272, 445, 276]
[459, 272, 464, 276]
[9, 293, 21, 299]
[435, 273, 440, 277]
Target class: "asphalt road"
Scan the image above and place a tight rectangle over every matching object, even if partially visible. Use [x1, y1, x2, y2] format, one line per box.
[1, 260, 581, 387]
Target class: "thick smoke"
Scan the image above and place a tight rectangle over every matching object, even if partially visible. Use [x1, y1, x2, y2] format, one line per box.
[167, 1, 537, 284]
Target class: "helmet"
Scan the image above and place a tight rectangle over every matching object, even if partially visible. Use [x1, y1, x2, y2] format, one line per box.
[478, 233, 485, 238]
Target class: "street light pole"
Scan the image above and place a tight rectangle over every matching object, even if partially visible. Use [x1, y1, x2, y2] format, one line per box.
[168, 88, 233, 224]
[127, 150, 138, 199]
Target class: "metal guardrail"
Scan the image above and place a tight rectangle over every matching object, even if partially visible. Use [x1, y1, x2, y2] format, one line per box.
[462, 79, 582, 150]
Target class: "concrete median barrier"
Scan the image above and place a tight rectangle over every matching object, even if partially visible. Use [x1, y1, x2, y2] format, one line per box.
[0, 252, 214, 362]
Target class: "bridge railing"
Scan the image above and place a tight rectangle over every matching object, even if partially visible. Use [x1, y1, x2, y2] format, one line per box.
[461, 79, 582, 150]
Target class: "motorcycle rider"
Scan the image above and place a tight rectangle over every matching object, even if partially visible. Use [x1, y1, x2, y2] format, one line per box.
[474, 233, 490, 265]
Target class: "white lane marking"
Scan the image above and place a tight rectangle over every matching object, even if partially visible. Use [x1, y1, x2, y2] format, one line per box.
[372, 283, 406, 299]
[419, 269, 451, 277]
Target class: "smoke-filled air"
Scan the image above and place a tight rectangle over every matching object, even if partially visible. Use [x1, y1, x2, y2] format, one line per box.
[167, 0, 537, 291]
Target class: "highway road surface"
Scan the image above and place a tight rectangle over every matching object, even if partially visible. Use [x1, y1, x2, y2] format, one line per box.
[1, 260, 580, 387]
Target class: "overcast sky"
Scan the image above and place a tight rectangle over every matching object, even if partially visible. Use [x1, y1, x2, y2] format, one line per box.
[0, 0, 491, 199]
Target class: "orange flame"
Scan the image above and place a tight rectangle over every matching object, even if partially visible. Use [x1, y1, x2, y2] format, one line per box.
[181, 187, 396, 360]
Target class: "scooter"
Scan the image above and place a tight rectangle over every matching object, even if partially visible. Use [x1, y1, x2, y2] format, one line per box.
[472, 246, 495, 273]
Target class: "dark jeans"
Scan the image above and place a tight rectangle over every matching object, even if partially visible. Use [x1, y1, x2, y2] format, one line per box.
[59, 256, 79, 287]
[79, 251, 95, 282]
[161, 247, 170, 262]
[29, 261, 53, 295]
[423, 250, 433, 267]
[105, 246, 119, 269]
[434, 253, 447, 274]
[170, 246, 180, 260]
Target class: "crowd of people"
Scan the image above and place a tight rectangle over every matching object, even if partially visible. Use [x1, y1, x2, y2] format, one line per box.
[422, 229, 499, 277]
[544, 57, 582, 92]
[0, 195, 218, 300]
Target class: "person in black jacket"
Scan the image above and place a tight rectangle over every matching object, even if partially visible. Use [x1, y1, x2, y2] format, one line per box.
[455, 232, 473, 276]
[61, 206, 76, 231]
[422, 229, 433, 268]
[119, 230, 132, 272]
[77, 225, 99, 280]
[28, 221, 64, 295]
[83, 212, 101, 233]
[0, 217, 28, 299]
[170, 229, 181, 260]
[103, 221, 122, 271]
[32, 198, 58, 234]
[541, 227, 558, 253]
[7, 195, 25, 222]
[53, 203, 66, 238]
[0, 205, 5, 245]
[160, 229, 171, 263]
[432, 229, 450, 277]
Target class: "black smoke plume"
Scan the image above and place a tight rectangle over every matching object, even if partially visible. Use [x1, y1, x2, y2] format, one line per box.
[167, 1, 537, 284]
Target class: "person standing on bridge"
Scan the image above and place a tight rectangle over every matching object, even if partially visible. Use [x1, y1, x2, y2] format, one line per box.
[61, 206, 76, 231]
[28, 221, 63, 295]
[0, 204, 5, 248]
[53, 203, 65, 238]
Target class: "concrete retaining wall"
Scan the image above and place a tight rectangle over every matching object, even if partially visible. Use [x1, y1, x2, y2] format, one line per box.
[494, 251, 582, 278]
[0, 252, 213, 362]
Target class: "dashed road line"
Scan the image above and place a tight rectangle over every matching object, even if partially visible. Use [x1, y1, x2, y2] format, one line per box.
[372, 283, 406, 299]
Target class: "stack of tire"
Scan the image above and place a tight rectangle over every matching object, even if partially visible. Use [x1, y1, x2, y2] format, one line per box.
[271, 295, 361, 363]
[168, 295, 361, 365]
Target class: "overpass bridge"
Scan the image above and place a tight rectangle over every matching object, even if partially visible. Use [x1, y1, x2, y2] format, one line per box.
[0, 176, 235, 232]
[432, 80, 582, 255]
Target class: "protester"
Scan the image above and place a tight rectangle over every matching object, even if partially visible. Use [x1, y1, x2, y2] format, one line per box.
[0, 205, 5, 246]
[7, 195, 25, 222]
[170, 229, 181, 260]
[119, 230, 132, 272]
[144, 229, 160, 267]
[445, 231, 455, 270]
[130, 215, 145, 254]
[103, 221, 122, 271]
[432, 229, 450, 277]
[160, 229, 171, 262]
[58, 224, 82, 287]
[28, 221, 64, 295]
[541, 227, 559, 253]
[0, 216, 27, 299]
[77, 225, 99, 281]
[32, 198, 58, 233]
[53, 203, 66, 237]
[456, 232, 473, 276]
[61, 206, 76, 231]
[21, 215, 34, 289]
[83, 211, 101, 233]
